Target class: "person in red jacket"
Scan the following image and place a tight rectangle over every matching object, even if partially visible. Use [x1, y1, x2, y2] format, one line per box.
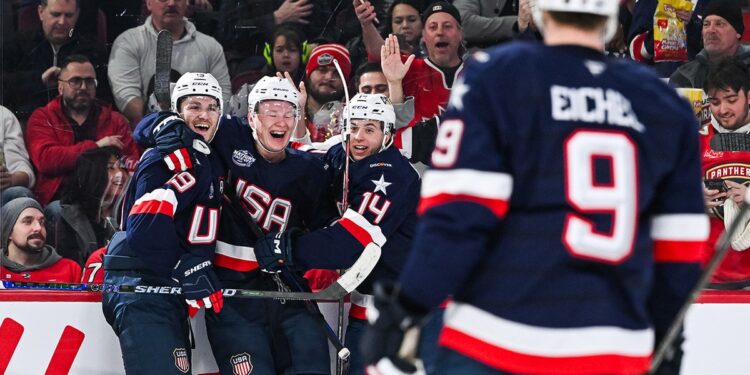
[25, 54, 140, 208]
[0, 197, 81, 282]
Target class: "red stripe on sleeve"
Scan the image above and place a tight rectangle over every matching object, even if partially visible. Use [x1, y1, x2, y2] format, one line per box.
[653, 240, 704, 263]
[339, 218, 373, 247]
[439, 327, 650, 375]
[129, 200, 175, 217]
[418, 194, 508, 218]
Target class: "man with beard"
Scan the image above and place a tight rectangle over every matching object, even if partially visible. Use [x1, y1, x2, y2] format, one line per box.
[0, 197, 81, 282]
[302, 44, 352, 142]
[25, 54, 140, 209]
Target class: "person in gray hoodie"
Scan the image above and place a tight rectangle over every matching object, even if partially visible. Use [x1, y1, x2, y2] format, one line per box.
[0, 197, 81, 282]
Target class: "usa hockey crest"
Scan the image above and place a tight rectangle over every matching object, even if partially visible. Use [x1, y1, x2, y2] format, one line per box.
[230, 352, 253, 375]
[173, 348, 189, 373]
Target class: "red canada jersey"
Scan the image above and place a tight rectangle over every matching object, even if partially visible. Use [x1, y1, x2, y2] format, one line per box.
[1, 258, 82, 283]
[700, 123, 750, 283]
[82, 247, 106, 283]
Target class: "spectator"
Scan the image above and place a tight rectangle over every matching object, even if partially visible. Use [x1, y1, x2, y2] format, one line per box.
[385, 1, 424, 55]
[227, 24, 309, 122]
[356, 1, 464, 161]
[49, 147, 128, 267]
[81, 245, 105, 283]
[1, 0, 110, 122]
[701, 57, 750, 288]
[25, 54, 140, 208]
[669, 0, 750, 89]
[304, 44, 351, 142]
[218, 0, 345, 74]
[0, 197, 81, 282]
[108, 0, 231, 125]
[453, 0, 518, 48]
[0, 106, 36, 205]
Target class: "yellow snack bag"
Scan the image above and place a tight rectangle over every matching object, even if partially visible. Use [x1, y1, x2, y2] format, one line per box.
[654, 0, 694, 62]
[677, 88, 711, 132]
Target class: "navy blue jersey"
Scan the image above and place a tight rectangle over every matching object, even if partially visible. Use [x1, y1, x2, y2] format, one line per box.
[122, 120, 224, 277]
[210, 116, 338, 272]
[293, 144, 420, 293]
[399, 43, 709, 374]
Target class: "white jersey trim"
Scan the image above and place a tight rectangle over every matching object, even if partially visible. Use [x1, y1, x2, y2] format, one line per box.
[421, 169, 513, 200]
[443, 302, 654, 357]
[651, 214, 709, 241]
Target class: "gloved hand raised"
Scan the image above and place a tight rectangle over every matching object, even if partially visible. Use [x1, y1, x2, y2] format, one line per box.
[151, 112, 198, 172]
[362, 283, 428, 375]
[254, 229, 302, 273]
[171, 254, 223, 317]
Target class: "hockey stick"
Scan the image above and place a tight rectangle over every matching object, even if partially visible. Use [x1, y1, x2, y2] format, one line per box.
[0, 267, 377, 300]
[332, 58, 352, 375]
[154, 29, 173, 111]
[224, 184, 371, 362]
[648, 194, 750, 373]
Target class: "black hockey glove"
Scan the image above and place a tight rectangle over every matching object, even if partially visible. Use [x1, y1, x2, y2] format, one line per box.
[254, 229, 302, 273]
[152, 112, 198, 172]
[362, 282, 428, 375]
[171, 254, 224, 317]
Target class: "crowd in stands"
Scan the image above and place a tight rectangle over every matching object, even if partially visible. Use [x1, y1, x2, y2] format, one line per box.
[2, 0, 750, 292]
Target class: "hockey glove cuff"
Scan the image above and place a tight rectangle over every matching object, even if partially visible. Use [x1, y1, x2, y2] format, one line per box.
[172, 254, 224, 317]
[152, 112, 199, 172]
[362, 282, 428, 375]
[254, 229, 302, 273]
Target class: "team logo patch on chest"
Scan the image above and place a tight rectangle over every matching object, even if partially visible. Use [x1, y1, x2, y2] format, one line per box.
[705, 163, 750, 180]
[173, 348, 189, 373]
[230, 352, 253, 375]
[232, 150, 256, 167]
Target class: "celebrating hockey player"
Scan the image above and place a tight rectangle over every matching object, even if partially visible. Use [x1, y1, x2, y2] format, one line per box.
[253, 93, 421, 374]
[102, 72, 225, 374]
[360, 0, 710, 373]
[138, 75, 338, 374]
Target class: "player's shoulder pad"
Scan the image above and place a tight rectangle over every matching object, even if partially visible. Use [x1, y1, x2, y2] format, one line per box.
[287, 146, 331, 172]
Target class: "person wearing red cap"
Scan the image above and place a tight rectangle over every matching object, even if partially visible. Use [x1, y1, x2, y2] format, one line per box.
[303, 43, 352, 142]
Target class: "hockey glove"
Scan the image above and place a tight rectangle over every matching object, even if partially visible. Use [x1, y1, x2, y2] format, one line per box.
[362, 283, 428, 375]
[254, 229, 302, 273]
[171, 254, 224, 317]
[152, 112, 198, 172]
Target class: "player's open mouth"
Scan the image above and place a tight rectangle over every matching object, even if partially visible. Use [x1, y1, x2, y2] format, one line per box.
[194, 123, 211, 131]
[353, 145, 367, 150]
[270, 131, 286, 139]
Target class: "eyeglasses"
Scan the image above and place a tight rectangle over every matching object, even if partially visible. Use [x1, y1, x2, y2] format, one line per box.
[59, 77, 98, 89]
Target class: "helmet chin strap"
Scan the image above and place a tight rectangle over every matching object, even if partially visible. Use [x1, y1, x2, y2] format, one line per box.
[250, 113, 287, 157]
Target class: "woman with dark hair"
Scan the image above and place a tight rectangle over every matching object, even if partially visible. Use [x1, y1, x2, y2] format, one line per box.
[383, 0, 425, 56]
[49, 146, 128, 266]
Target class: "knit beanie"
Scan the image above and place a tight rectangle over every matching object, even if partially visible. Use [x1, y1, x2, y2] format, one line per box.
[421, 1, 462, 27]
[305, 44, 351, 79]
[703, 0, 745, 36]
[1, 198, 43, 250]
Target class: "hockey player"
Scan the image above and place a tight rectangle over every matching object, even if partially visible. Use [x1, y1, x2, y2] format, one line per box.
[254, 93, 421, 374]
[101, 72, 225, 375]
[360, 0, 710, 373]
[139, 76, 338, 374]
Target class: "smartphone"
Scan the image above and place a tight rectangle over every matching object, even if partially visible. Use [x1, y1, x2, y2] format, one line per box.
[704, 178, 728, 193]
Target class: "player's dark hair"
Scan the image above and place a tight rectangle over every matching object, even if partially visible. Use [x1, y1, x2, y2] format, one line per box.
[704, 57, 750, 95]
[60, 54, 92, 71]
[354, 62, 383, 89]
[548, 11, 608, 31]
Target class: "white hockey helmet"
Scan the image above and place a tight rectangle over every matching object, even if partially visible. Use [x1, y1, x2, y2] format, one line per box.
[247, 76, 300, 122]
[532, 0, 620, 42]
[345, 93, 396, 151]
[171, 72, 224, 114]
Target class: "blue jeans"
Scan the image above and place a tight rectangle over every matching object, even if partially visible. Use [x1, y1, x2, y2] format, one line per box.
[101, 270, 192, 375]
